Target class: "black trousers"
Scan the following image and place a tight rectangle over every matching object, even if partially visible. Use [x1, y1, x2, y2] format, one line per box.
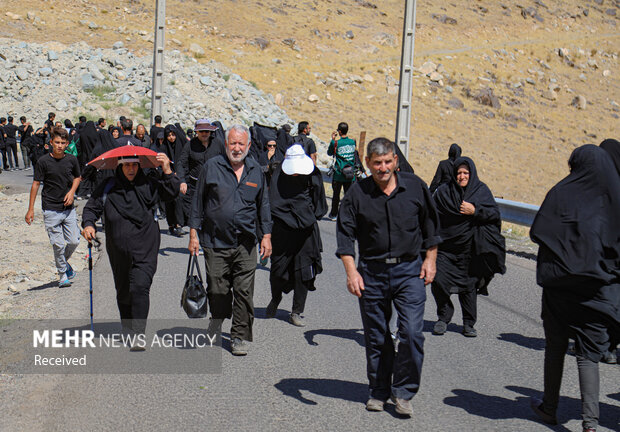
[431, 283, 477, 327]
[165, 195, 184, 228]
[204, 241, 257, 341]
[6, 143, 18, 168]
[329, 180, 352, 217]
[108, 245, 156, 335]
[270, 273, 310, 315]
[0, 148, 7, 169]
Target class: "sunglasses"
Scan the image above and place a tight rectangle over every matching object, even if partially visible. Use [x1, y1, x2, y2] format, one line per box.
[267, 144, 276, 148]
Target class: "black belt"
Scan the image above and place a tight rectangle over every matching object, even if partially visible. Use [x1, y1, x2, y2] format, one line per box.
[362, 256, 416, 265]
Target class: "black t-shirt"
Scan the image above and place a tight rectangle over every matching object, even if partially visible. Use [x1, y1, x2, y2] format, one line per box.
[4, 124, 18, 145]
[295, 134, 317, 156]
[34, 154, 81, 211]
[150, 125, 164, 143]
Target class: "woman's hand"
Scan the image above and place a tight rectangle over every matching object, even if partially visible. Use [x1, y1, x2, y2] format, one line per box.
[460, 201, 475, 215]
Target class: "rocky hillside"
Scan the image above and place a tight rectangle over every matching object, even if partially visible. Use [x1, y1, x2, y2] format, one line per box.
[1, 0, 619, 204]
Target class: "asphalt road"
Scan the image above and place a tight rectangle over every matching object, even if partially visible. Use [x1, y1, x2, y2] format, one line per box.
[0, 168, 618, 432]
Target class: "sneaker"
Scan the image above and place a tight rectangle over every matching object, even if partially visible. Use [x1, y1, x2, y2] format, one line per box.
[66, 264, 76, 280]
[289, 313, 306, 327]
[231, 337, 248, 356]
[58, 274, 72, 288]
[366, 398, 386, 412]
[327, 214, 337, 221]
[432, 320, 447, 335]
[265, 300, 278, 318]
[530, 398, 558, 425]
[462, 325, 477, 338]
[390, 395, 413, 417]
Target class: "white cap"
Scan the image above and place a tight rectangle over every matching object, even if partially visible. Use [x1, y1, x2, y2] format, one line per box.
[281, 144, 314, 175]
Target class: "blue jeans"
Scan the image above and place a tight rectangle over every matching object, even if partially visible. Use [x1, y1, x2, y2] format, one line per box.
[358, 257, 426, 401]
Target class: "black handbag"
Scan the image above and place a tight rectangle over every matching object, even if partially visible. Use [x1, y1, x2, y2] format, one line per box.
[181, 254, 209, 318]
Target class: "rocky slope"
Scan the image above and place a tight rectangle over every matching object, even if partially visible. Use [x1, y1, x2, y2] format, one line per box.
[0, 0, 619, 204]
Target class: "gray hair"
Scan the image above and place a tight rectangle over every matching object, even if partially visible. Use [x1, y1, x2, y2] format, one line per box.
[225, 124, 251, 145]
[366, 137, 395, 158]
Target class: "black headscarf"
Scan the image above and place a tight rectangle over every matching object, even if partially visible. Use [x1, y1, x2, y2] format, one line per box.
[600, 138, 620, 176]
[531, 144, 620, 288]
[276, 127, 293, 160]
[211, 121, 226, 150]
[64, 119, 74, 129]
[433, 156, 505, 292]
[164, 124, 185, 164]
[395, 144, 414, 173]
[106, 164, 159, 228]
[448, 143, 462, 161]
[78, 121, 100, 167]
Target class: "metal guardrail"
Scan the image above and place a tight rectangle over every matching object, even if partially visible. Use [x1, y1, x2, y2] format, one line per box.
[318, 167, 539, 227]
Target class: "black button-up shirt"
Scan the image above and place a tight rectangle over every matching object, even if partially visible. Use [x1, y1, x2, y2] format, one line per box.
[336, 172, 441, 260]
[189, 154, 272, 248]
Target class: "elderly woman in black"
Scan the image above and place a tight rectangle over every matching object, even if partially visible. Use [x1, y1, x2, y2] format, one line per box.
[431, 156, 505, 337]
[81, 153, 180, 348]
[529, 145, 620, 432]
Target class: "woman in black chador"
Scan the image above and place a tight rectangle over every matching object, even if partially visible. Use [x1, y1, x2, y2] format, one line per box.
[429, 143, 462, 193]
[81, 154, 180, 346]
[529, 145, 620, 432]
[431, 156, 506, 337]
[266, 144, 328, 327]
[161, 124, 186, 236]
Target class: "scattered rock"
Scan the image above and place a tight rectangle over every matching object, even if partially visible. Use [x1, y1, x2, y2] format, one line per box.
[431, 14, 458, 24]
[606, 9, 616, 16]
[363, 74, 374, 83]
[39, 67, 53, 77]
[542, 90, 557, 101]
[429, 72, 443, 82]
[113, 41, 124, 50]
[447, 98, 464, 109]
[345, 30, 354, 39]
[571, 95, 587, 110]
[47, 50, 58, 61]
[55, 99, 68, 110]
[472, 88, 501, 109]
[27, 11, 36, 21]
[119, 94, 132, 104]
[372, 32, 396, 47]
[282, 38, 296, 48]
[15, 68, 29, 81]
[526, 77, 536, 85]
[602, 69, 611, 77]
[418, 61, 437, 76]
[171, 38, 182, 46]
[115, 70, 127, 81]
[307, 94, 319, 103]
[80, 73, 95, 90]
[189, 43, 205, 56]
[199, 76, 212, 86]
[252, 37, 270, 50]
[88, 22, 98, 30]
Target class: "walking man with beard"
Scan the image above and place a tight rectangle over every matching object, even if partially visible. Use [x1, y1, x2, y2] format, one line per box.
[189, 124, 272, 356]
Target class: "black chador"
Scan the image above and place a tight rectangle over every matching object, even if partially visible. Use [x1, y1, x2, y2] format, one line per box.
[76, 121, 101, 197]
[82, 164, 180, 334]
[530, 144, 620, 362]
[430, 143, 461, 193]
[431, 156, 505, 329]
[268, 165, 328, 317]
[162, 124, 186, 232]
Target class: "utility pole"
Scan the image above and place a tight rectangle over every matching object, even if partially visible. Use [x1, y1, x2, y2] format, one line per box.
[394, 0, 417, 161]
[151, 0, 166, 125]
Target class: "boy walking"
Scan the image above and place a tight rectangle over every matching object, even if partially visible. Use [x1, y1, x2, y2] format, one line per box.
[25, 127, 81, 287]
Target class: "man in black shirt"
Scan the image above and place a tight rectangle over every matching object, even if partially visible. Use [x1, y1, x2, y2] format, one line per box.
[189, 124, 272, 356]
[3, 117, 20, 170]
[116, 118, 142, 146]
[150, 115, 164, 146]
[0, 118, 6, 172]
[18, 116, 34, 169]
[44, 112, 56, 130]
[336, 137, 440, 416]
[25, 127, 81, 288]
[295, 121, 317, 164]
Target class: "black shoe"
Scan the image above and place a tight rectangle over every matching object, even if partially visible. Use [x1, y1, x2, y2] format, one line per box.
[265, 300, 278, 318]
[462, 325, 477, 338]
[530, 398, 558, 425]
[432, 320, 447, 335]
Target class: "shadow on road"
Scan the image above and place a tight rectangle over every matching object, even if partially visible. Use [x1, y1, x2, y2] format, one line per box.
[304, 328, 365, 347]
[497, 332, 545, 351]
[274, 378, 367, 405]
[444, 385, 620, 431]
[27, 281, 59, 291]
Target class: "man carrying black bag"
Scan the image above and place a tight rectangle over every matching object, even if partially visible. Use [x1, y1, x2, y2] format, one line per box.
[181, 255, 209, 318]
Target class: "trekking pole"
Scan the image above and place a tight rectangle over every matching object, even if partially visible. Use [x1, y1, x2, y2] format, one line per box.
[88, 241, 94, 332]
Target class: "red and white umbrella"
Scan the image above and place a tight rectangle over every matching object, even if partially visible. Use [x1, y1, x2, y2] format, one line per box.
[87, 146, 160, 170]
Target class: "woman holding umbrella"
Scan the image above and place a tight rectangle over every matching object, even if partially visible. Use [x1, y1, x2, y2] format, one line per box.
[81, 149, 180, 349]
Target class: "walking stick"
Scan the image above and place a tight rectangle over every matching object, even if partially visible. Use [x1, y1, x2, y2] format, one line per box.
[88, 241, 94, 332]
